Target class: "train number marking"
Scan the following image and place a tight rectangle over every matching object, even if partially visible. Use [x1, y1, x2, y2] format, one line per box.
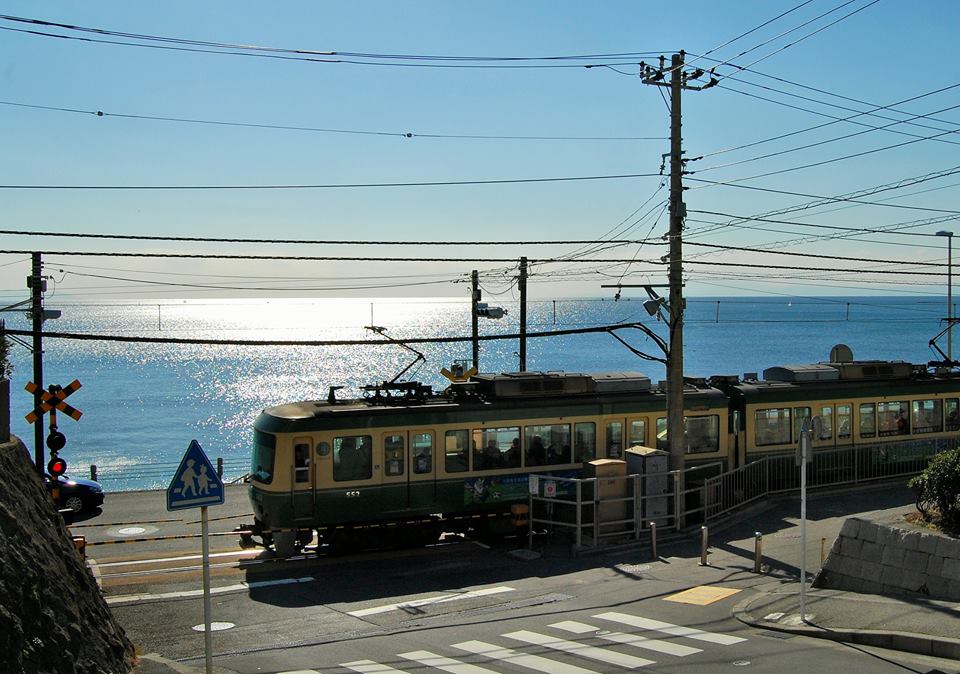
[345, 491, 361, 498]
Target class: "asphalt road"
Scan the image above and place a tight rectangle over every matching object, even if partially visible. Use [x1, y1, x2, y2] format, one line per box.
[80, 484, 960, 673]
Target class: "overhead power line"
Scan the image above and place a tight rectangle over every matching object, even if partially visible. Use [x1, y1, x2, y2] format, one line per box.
[0, 100, 665, 142]
[0, 172, 659, 190]
[684, 241, 943, 266]
[0, 229, 666, 246]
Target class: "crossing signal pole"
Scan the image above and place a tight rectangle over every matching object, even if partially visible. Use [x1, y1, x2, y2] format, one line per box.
[28, 252, 44, 475]
[640, 52, 717, 474]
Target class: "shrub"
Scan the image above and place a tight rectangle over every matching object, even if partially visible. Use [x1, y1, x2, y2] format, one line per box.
[909, 446, 960, 532]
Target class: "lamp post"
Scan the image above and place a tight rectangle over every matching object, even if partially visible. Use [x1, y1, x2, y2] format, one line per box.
[937, 231, 954, 363]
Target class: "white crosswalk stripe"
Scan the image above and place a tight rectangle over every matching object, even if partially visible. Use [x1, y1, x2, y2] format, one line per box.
[549, 620, 703, 657]
[503, 630, 654, 669]
[277, 670, 321, 674]
[398, 650, 501, 674]
[341, 660, 410, 673]
[452, 639, 601, 674]
[594, 612, 747, 645]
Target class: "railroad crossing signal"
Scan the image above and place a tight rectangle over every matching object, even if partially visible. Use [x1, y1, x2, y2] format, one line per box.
[25, 380, 83, 424]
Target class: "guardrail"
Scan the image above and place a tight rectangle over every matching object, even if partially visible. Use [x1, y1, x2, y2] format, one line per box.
[86, 456, 250, 489]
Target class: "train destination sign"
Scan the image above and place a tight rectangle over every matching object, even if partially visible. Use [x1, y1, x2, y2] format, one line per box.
[166, 440, 224, 511]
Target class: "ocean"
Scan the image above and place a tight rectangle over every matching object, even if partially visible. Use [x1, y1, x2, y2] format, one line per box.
[4, 295, 950, 491]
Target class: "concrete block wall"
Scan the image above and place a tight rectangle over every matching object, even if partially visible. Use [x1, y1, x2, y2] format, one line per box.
[814, 517, 960, 601]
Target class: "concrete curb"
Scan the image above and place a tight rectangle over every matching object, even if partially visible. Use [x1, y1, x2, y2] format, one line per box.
[733, 592, 960, 661]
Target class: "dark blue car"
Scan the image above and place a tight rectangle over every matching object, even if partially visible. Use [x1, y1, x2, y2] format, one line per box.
[45, 474, 105, 513]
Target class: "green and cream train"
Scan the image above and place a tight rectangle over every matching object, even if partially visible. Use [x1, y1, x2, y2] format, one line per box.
[246, 358, 960, 555]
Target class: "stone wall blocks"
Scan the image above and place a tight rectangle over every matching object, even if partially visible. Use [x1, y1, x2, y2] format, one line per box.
[917, 533, 940, 554]
[881, 546, 905, 568]
[840, 537, 863, 558]
[903, 550, 929, 571]
[839, 518, 863, 539]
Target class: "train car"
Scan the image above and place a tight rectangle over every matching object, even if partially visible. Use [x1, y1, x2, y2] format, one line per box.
[719, 360, 960, 464]
[246, 371, 729, 555]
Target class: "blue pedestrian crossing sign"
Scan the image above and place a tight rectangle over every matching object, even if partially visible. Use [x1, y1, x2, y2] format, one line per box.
[166, 440, 224, 511]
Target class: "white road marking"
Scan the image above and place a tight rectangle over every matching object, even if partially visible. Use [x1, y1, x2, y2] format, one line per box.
[452, 640, 600, 674]
[91, 549, 261, 568]
[347, 586, 515, 617]
[550, 620, 702, 657]
[341, 660, 410, 673]
[504, 630, 654, 668]
[399, 650, 501, 674]
[594, 612, 747, 645]
[277, 671, 321, 674]
[105, 576, 314, 605]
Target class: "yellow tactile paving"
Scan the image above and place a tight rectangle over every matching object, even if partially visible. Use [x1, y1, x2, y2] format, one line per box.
[663, 585, 742, 605]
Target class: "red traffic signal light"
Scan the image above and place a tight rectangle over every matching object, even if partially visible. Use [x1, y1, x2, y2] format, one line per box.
[47, 456, 67, 478]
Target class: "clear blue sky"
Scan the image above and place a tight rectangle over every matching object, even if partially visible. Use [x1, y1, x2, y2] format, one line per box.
[1, 1, 958, 301]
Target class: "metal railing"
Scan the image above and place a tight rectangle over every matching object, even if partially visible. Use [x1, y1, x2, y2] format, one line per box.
[527, 443, 940, 554]
[87, 456, 250, 489]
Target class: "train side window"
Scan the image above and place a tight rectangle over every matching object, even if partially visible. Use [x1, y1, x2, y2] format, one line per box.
[655, 418, 667, 451]
[686, 415, 719, 453]
[837, 405, 852, 439]
[755, 408, 791, 446]
[793, 407, 811, 443]
[293, 442, 310, 483]
[911, 399, 942, 434]
[877, 401, 909, 436]
[444, 430, 469, 473]
[413, 433, 433, 474]
[474, 427, 521, 470]
[250, 430, 276, 484]
[333, 435, 372, 481]
[628, 419, 646, 448]
[384, 434, 404, 477]
[524, 424, 570, 466]
[818, 407, 833, 440]
[859, 403, 876, 438]
[606, 421, 624, 458]
[947, 399, 960, 431]
[574, 422, 596, 462]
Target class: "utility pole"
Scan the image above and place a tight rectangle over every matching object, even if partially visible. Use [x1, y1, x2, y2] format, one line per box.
[471, 270, 480, 370]
[29, 252, 44, 474]
[519, 257, 527, 372]
[640, 51, 717, 474]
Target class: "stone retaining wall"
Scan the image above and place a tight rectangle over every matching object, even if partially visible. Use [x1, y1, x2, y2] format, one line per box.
[814, 516, 960, 601]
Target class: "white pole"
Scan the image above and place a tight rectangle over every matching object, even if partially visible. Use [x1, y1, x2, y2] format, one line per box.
[800, 440, 807, 623]
[201, 505, 213, 674]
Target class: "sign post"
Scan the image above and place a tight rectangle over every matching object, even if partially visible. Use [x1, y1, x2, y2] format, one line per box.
[167, 440, 224, 674]
[797, 417, 820, 624]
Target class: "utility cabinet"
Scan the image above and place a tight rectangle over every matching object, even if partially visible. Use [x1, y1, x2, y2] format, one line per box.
[625, 445, 670, 525]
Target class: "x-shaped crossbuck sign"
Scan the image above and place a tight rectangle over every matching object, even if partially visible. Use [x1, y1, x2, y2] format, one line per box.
[25, 380, 83, 424]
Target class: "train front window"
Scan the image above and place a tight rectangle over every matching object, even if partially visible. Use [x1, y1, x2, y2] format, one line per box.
[333, 435, 372, 481]
[251, 430, 276, 484]
[524, 424, 570, 466]
[755, 408, 791, 446]
[384, 434, 404, 477]
[878, 401, 909, 436]
[859, 403, 876, 438]
[575, 422, 596, 462]
[947, 399, 960, 431]
[413, 433, 433, 474]
[911, 399, 942, 434]
[444, 430, 469, 473]
[686, 415, 719, 453]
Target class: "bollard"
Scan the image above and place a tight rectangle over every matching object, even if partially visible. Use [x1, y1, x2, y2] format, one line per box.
[820, 537, 826, 566]
[753, 532, 763, 573]
[90, 464, 98, 482]
[217, 457, 223, 478]
[72, 535, 86, 561]
[699, 525, 709, 566]
[650, 521, 658, 560]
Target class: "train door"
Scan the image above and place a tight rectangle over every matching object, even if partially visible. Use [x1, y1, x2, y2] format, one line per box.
[604, 419, 625, 459]
[291, 437, 315, 522]
[380, 429, 437, 514]
[813, 404, 838, 448]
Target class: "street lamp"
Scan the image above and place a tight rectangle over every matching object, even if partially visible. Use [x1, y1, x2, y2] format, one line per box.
[937, 230, 954, 362]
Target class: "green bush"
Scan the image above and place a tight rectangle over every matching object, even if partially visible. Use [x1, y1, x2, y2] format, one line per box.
[909, 446, 960, 532]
